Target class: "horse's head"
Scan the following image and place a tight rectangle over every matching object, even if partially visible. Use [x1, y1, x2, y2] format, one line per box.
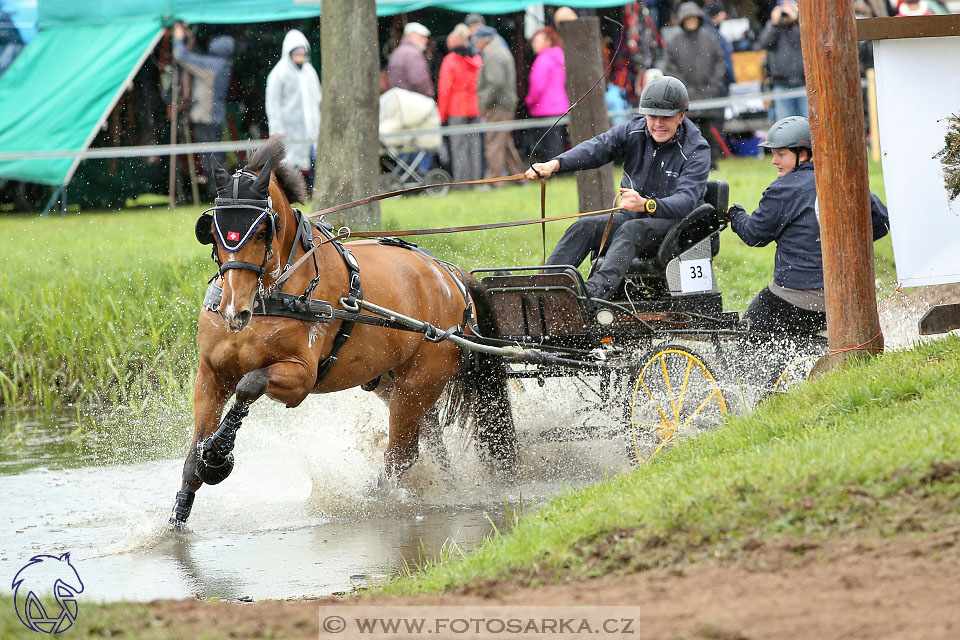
[196, 159, 280, 332]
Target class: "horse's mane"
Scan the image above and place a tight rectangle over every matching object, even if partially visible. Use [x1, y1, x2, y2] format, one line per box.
[245, 137, 308, 205]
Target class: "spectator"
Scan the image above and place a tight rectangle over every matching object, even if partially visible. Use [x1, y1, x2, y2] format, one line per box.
[172, 22, 235, 197]
[387, 22, 434, 97]
[265, 29, 322, 191]
[476, 26, 525, 181]
[754, 0, 806, 122]
[438, 24, 483, 184]
[705, 2, 736, 90]
[0, 7, 24, 78]
[525, 27, 570, 161]
[553, 6, 579, 24]
[896, 0, 934, 14]
[661, 2, 727, 168]
[465, 12, 509, 52]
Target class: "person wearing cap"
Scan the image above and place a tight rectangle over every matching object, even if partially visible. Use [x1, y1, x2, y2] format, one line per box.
[525, 76, 711, 300]
[476, 26, 525, 182]
[387, 22, 434, 98]
[727, 116, 889, 334]
[552, 6, 579, 24]
[265, 29, 322, 189]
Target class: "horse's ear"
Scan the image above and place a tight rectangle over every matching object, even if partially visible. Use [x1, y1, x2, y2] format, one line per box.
[253, 158, 272, 197]
[213, 159, 232, 195]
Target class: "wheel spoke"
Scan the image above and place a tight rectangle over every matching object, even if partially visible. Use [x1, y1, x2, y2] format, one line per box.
[681, 388, 720, 428]
[674, 356, 695, 420]
[638, 377, 672, 426]
[660, 354, 678, 418]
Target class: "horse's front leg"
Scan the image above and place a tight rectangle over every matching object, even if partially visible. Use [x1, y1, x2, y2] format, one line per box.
[197, 361, 315, 478]
[169, 362, 232, 530]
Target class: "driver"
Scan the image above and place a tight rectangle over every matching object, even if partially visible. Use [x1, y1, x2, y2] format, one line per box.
[525, 75, 711, 300]
[727, 116, 890, 334]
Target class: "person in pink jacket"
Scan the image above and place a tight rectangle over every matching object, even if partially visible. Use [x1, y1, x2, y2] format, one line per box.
[525, 27, 570, 161]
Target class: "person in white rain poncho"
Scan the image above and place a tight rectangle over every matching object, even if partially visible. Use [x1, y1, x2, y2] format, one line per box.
[265, 29, 322, 189]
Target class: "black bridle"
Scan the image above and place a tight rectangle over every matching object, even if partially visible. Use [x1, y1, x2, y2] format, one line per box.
[195, 170, 281, 281]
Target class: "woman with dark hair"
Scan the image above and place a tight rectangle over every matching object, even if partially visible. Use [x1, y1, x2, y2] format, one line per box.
[525, 27, 569, 161]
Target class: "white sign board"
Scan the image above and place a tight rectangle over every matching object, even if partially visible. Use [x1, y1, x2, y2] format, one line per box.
[679, 258, 714, 293]
[874, 36, 960, 287]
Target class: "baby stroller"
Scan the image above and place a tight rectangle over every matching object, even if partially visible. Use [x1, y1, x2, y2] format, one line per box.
[379, 88, 452, 196]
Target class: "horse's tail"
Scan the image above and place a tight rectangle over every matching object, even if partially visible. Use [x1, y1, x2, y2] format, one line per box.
[453, 277, 518, 473]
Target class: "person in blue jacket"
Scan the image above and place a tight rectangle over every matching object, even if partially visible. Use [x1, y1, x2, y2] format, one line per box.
[727, 116, 890, 335]
[525, 76, 711, 300]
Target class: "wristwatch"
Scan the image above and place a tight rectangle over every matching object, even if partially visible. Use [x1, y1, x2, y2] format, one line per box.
[644, 198, 658, 214]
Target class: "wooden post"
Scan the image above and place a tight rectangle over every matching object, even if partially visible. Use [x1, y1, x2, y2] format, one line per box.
[168, 50, 179, 209]
[558, 17, 615, 214]
[797, 0, 883, 366]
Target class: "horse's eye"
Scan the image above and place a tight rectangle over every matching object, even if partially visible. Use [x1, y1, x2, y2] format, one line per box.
[257, 230, 267, 240]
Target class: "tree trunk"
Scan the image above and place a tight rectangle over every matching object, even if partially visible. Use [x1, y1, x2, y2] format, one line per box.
[797, 0, 883, 367]
[314, 0, 381, 229]
[558, 17, 615, 214]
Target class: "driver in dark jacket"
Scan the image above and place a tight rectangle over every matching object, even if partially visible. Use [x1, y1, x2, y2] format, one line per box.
[728, 116, 890, 335]
[526, 76, 711, 300]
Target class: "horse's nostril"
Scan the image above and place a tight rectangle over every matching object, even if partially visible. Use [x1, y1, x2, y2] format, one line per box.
[237, 310, 252, 326]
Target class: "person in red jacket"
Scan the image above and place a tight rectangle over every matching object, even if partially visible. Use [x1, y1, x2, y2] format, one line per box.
[438, 24, 483, 184]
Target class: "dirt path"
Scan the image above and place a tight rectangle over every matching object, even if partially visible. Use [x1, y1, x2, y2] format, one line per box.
[118, 530, 960, 639]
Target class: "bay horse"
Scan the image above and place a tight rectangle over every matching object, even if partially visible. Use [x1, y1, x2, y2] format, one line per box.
[169, 138, 515, 530]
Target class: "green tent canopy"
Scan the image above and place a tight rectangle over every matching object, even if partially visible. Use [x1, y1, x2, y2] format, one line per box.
[0, 20, 163, 185]
[1, 0, 628, 187]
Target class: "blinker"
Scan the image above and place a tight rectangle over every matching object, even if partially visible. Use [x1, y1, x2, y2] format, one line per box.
[195, 213, 215, 245]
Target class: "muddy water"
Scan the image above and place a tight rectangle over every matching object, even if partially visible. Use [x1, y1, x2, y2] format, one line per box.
[0, 385, 630, 602]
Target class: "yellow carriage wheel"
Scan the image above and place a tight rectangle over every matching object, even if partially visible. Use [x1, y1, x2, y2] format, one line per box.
[630, 346, 727, 461]
[771, 354, 822, 392]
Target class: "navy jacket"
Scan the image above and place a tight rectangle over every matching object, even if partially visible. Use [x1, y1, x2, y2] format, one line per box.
[553, 116, 711, 220]
[730, 162, 890, 290]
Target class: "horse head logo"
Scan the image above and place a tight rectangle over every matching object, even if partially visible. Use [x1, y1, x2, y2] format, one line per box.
[11, 552, 84, 634]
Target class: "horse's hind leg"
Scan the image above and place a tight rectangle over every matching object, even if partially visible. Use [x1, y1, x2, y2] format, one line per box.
[383, 347, 460, 477]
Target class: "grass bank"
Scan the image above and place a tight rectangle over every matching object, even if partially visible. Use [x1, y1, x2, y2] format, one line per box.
[375, 333, 960, 595]
[0, 157, 892, 410]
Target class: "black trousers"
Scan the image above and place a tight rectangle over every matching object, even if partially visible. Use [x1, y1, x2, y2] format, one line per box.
[545, 212, 676, 298]
[744, 286, 827, 335]
[739, 287, 827, 387]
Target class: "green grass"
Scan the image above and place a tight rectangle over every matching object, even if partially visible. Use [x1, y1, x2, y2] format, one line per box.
[374, 333, 960, 595]
[0, 157, 893, 411]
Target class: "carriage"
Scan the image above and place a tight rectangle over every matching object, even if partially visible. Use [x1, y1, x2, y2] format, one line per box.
[460, 178, 827, 460]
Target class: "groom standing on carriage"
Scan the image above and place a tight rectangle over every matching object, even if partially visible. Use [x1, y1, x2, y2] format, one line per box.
[526, 75, 711, 301]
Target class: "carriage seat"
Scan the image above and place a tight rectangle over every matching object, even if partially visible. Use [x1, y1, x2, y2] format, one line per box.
[623, 180, 728, 277]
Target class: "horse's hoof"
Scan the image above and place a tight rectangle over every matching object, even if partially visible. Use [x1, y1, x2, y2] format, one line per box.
[195, 452, 235, 485]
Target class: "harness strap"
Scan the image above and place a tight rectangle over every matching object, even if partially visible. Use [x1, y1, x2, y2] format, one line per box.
[314, 223, 363, 385]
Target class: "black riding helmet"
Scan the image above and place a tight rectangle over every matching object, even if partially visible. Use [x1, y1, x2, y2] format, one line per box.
[760, 115, 813, 161]
[639, 76, 689, 117]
